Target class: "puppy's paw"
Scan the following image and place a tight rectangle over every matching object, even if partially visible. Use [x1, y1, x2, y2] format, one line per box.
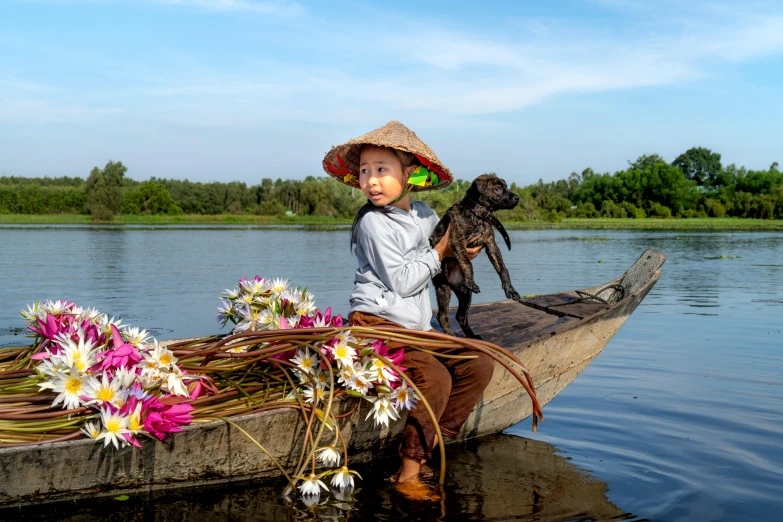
[466, 281, 481, 294]
[505, 288, 521, 301]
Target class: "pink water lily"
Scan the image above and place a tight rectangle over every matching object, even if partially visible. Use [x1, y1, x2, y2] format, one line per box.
[28, 314, 64, 354]
[94, 325, 143, 371]
[371, 339, 406, 375]
[142, 396, 194, 440]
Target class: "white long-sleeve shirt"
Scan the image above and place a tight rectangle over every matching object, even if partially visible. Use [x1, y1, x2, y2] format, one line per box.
[349, 201, 442, 330]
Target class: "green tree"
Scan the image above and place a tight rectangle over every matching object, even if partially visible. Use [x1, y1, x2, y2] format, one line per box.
[629, 153, 665, 171]
[123, 181, 179, 214]
[85, 161, 126, 220]
[672, 147, 722, 186]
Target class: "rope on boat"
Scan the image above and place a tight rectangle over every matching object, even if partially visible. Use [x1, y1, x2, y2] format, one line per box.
[575, 284, 626, 305]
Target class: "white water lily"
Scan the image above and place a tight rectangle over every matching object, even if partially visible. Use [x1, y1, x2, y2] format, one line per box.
[221, 288, 240, 300]
[96, 314, 123, 337]
[334, 330, 356, 346]
[330, 467, 358, 491]
[270, 278, 289, 294]
[77, 307, 102, 323]
[40, 299, 72, 317]
[369, 356, 399, 387]
[391, 381, 419, 411]
[279, 289, 301, 306]
[138, 366, 164, 388]
[252, 294, 273, 307]
[302, 385, 326, 404]
[347, 368, 373, 396]
[337, 364, 355, 387]
[122, 326, 152, 347]
[51, 366, 91, 410]
[81, 421, 101, 439]
[314, 368, 331, 389]
[238, 292, 255, 308]
[330, 341, 356, 368]
[55, 331, 99, 373]
[291, 348, 319, 374]
[295, 299, 316, 316]
[36, 355, 65, 386]
[85, 371, 127, 408]
[365, 394, 400, 427]
[96, 408, 131, 449]
[233, 306, 259, 333]
[19, 302, 40, 322]
[260, 310, 281, 329]
[240, 277, 270, 296]
[316, 446, 341, 467]
[164, 368, 190, 397]
[298, 474, 328, 497]
[145, 340, 178, 370]
[216, 299, 234, 327]
[128, 402, 144, 433]
[112, 366, 138, 388]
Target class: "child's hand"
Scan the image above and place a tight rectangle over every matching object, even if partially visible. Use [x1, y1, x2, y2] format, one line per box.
[434, 226, 484, 261]
[465, 235, 483, 260]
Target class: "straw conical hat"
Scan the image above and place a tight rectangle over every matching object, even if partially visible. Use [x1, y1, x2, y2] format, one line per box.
[322, 121, 453, 191]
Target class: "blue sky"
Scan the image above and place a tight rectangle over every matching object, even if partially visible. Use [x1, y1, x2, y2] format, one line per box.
[1, 0, 782, 186]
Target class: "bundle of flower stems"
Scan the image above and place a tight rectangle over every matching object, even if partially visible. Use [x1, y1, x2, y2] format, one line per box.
[0, 326, 542, 488]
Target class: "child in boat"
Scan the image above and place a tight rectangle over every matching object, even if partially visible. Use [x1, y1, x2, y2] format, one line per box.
[322, 121, 494, 497]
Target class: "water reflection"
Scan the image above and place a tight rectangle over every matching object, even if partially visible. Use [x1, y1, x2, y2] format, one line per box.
[6, 434, 640, 522]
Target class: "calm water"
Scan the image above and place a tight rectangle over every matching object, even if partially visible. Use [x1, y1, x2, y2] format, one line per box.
[1, 226, 781, 521]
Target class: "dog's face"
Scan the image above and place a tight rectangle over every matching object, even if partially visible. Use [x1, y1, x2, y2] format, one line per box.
[467, 174, 519, 211]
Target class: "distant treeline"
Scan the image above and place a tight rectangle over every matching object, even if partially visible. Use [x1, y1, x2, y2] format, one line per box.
[1, 147, 781, 221]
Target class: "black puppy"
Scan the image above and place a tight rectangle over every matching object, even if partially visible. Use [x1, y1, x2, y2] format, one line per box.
[430, 174, 521, 339]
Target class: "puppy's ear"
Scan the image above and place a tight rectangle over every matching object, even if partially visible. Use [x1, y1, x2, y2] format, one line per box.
[468, 176, 488, 198]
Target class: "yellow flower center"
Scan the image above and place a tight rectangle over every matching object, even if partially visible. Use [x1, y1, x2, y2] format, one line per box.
[335, 345, 347, 358]
[160, 353, 172, 365]
[300, 359, 313, 369]
[74, 359, 86, 371]
[398, 390, 408, 401]
[105, 418, 122, 433]
[129, 416, 142, 431]
[65, 377, 81, 394]
[97, 387, 115, 402]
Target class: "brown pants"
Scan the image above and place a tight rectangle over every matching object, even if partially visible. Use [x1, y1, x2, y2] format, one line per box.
[349, 311, 494, 461]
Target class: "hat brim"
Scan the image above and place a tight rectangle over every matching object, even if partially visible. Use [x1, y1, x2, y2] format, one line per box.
[322, 121, 453, 192]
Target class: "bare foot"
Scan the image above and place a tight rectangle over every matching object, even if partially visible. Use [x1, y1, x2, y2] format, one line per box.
[393, 476, 441, 501]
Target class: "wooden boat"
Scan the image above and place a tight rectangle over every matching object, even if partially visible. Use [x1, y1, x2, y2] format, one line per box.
[0, 249, 665, 505]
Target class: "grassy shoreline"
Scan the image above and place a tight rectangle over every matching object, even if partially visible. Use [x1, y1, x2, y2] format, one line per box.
[1, 214, 783, 230]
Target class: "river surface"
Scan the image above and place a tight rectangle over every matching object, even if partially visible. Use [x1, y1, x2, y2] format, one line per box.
[1, 226, 781, 521]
